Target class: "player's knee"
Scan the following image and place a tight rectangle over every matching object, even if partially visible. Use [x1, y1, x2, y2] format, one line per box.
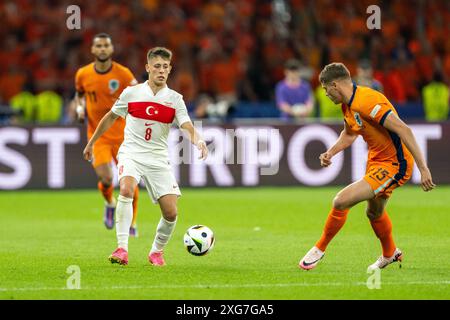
[366, 208, 382, 220]
[332, 195, 348, 211]
[119, 185, 134, 198]
[99, 176, 113, 188]
[162, 207, 177, 222]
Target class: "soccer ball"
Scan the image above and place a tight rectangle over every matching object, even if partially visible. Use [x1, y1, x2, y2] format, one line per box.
[183, 225, 215, 256]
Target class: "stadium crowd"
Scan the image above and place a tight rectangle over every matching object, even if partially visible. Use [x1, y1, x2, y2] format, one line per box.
[0, 0, 449, 124]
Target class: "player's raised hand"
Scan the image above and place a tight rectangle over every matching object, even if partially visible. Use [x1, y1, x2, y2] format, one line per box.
[197, 140, 208, 160]
[319, 152, 332, 167]
[420, 167, 436, 192]
[83, 144, 93, 162]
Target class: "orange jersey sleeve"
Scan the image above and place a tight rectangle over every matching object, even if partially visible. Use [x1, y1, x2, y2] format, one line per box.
[352, 88, 396, 126]
[75, 62, 136, 142]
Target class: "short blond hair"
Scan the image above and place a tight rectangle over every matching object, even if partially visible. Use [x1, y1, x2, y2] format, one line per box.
[319, 63, 351, 84]
[147, 47, 172, 61]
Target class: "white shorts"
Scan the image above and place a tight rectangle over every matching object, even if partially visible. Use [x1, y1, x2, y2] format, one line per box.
[117, 157, 181, 204]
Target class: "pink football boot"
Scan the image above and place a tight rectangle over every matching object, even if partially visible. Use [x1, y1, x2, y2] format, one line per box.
[148, 251, 166, 266]
[109, 248, 128, 265]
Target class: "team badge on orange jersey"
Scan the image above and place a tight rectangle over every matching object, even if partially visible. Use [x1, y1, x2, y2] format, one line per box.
[354, 112, 363, 127]
[109, 79, 120, 94]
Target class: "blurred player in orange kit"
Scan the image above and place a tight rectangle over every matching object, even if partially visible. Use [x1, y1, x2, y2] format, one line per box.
[74, 33, 139, 236]
[299, 63, 435, 271]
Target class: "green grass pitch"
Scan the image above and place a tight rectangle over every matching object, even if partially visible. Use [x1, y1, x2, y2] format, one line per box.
[0, 186, 449, 300]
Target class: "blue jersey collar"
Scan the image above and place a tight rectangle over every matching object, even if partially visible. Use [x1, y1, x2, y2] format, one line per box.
[348, 82, 357, 107]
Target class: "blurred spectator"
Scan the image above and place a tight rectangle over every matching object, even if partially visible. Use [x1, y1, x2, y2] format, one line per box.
[275, 59, 313, 120]
[0, 0, 448, 121]
[422, 73, 449, 121]
[193, 94, 213, 119]
[315, 86, 341, 120]
[374, 61, 407, 104]
[414, 40, 435, 86]
[192, 94, 232, 122]
[0, 105, 11, 125]
[209, 51, 241, 106]
[0, 95, 19, 125]
[10, 91, 36, 123]
[171, 60, 197, 109]
[354, 59, 383, 92]
[8, 90, 63, 124]
[239, 48, 273, 102]
[35, 91, 63, 123]
[0, 65, 26, 101]
[396, 51, 420, 101]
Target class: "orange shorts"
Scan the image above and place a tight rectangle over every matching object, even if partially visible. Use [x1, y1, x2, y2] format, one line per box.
[92, 139, 121, 168]
[363, 161, 412, 198]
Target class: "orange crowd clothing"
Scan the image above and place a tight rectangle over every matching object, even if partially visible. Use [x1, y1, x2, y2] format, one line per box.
[342, 84, 413, 198]
[75, 62, 136, 167]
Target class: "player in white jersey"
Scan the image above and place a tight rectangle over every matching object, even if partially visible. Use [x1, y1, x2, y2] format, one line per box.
[83, 47, 208, 266]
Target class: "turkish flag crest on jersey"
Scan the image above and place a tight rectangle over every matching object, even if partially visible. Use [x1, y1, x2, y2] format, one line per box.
[128, 102, 176, 123]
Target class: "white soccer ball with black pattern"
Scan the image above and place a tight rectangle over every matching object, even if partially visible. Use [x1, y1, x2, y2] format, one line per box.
[183, 225, 215, 256]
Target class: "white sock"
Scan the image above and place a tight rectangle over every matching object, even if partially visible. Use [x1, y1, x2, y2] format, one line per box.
[106, 197, 116, 208]
[116, 195, 133, 251]
[150, 217, 177, 253]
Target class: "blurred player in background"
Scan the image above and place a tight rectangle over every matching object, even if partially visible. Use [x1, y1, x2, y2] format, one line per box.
[275, 59, 314, 120]
[83, 47, 208, 266]
[354, 59, 384, 92]
[74, 33, 139, 236]
[299, 63, 435, 271]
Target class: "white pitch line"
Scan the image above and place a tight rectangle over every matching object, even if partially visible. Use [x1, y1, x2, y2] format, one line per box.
[0, 281, 449, 292]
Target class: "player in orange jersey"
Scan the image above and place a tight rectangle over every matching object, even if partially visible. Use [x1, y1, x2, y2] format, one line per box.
[299, 63, 435, 271]
[74, 33, 139, 236]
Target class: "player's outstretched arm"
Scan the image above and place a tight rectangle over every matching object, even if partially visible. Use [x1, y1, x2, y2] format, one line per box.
[83, 111, 119, 161]
[320, 122, 357, 167]
[383, 113, 436, 192]
[180, 121, 208, 160]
